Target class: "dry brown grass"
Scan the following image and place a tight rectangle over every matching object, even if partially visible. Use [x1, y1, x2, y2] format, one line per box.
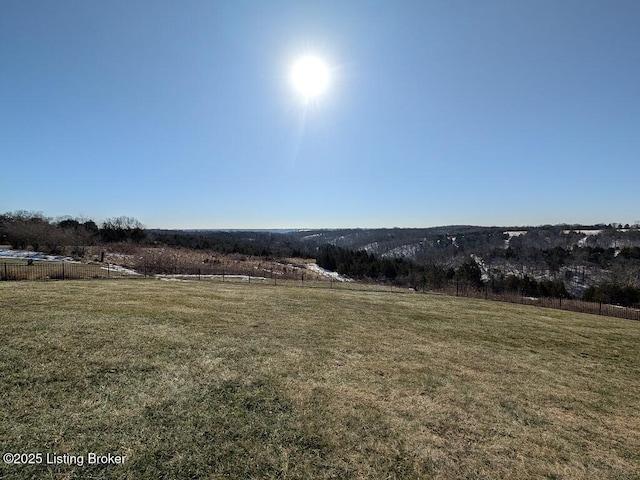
[86, 244, 324, 280]
[1, 280, 638, 479]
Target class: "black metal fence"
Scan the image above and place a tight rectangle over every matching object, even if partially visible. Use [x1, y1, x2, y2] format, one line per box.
[432, 281, 640, 322]
[0, 261, 130, 281]
[2, 260, 639, 322]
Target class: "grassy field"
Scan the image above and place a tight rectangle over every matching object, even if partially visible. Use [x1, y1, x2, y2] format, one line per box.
[1, 280, 638, 479]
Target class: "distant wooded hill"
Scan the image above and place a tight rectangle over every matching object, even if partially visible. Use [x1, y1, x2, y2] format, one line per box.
[147, 225, 640, 300]
[2, 211, 639, 304]
[288, 225, 640, 299]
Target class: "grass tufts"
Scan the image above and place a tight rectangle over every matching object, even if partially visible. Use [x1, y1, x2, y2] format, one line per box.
[0, 280, 638, 479]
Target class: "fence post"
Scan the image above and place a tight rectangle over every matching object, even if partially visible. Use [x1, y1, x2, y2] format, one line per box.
[107, 263, 110, 279]
[456, 281, 459, 297]
[3, 262, 6, 281]
[559, 295, 562, 309]
[222, 270, 225, 282]
[599, 301, 602, 315]
[62, 263, 65, 281]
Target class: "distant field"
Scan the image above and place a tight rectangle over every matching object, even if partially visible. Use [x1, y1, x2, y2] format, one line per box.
[1, 280, 638, 479]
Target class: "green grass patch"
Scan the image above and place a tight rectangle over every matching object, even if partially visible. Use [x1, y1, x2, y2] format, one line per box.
[1, 280, 639, 479]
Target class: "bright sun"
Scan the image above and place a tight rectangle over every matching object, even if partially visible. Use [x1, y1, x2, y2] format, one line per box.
[291, 56, 329, 98]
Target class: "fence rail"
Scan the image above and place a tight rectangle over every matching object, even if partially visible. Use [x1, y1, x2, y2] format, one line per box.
[433, 282, 640, 322]
[0, 261, 129, 281]
[2, 261, 639, 322]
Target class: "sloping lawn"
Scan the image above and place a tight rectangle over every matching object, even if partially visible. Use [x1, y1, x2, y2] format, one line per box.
[1, 280, 638, 479]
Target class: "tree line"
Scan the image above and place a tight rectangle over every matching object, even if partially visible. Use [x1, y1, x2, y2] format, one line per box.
[0, 211, 309, 259]
[147, 230, 311, 259]
[0, 211, 146, 255]
[583, 283, 640, 307]
[2, 211, 639, 307]
[315, 244, 640, 306]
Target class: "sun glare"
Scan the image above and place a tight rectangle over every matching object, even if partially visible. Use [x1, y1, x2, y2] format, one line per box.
[291, 56, 329, 99]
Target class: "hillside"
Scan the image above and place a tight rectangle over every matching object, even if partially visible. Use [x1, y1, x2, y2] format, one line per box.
[145, 225, 640, 297]
[288, 225, 640, 297]
[3, 212, 640, 300]
[1, 280, 638, 479]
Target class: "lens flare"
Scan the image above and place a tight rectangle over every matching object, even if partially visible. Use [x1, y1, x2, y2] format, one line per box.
[291, 56, 329, 98]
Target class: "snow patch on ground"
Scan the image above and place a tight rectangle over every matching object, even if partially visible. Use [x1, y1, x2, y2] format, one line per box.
[382, 243, 420, 259]
[562, 230, 603, 247]
[503, 231, 527, 248]
[470, 254, 490, 282]
[155, 274, 268, 281]
[561, 230, 603, 235]
[301, 233, 322, 240]
[306, 263, 353, 282]
[273, 262, 303, 272]
[362, 242, 379, 254]
[101, 264, 141, 276]
[0, 249, 77, 262]
[0, 249, 144, 275]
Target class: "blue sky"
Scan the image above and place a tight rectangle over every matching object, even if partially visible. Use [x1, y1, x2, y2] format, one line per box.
[1, 1, 639, 229]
